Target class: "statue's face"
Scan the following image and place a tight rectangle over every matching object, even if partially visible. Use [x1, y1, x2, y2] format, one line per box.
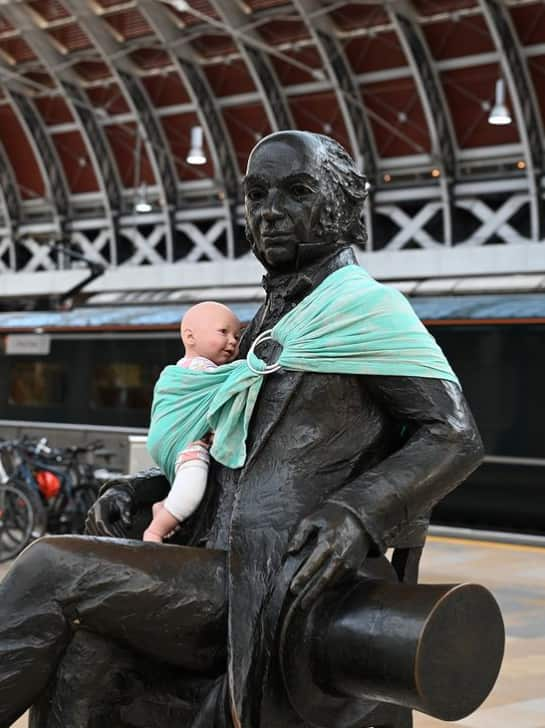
[244, 133, 332, 271]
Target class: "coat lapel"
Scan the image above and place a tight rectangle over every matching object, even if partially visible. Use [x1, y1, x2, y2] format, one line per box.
[242, 369, 304, 472]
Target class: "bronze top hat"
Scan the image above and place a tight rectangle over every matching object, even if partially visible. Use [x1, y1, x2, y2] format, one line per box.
[279, 555, 504, 728]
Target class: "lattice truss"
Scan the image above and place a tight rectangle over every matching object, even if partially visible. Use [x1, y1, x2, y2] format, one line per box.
[0, 191, 536, 273]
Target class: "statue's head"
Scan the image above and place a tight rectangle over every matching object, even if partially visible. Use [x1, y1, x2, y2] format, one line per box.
[243, 130, 368, 272]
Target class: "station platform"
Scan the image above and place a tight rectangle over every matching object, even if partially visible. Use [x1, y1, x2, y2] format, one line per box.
[2, 532, 545, 728]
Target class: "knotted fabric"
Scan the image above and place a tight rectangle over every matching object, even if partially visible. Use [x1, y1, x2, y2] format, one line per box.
[147, 265, 458, 480]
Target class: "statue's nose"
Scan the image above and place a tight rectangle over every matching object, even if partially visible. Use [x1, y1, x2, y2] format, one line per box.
[262, 190, 284, 221]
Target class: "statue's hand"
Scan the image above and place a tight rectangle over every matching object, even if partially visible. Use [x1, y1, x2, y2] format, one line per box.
[286, 503, 371, 610]
[85, 486, 134, 537]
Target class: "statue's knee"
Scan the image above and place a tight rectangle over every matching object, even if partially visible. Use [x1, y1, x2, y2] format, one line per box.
[15, 535, 70, 584]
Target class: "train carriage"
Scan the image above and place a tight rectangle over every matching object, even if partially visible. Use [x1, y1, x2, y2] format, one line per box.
[0, 290, 544, 535]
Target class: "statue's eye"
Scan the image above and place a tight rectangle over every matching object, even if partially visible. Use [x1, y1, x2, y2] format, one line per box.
[247, 188, 265, 202]
[291, 183, 313, 197]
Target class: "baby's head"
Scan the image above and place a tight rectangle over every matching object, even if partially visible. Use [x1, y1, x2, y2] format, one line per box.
[181, 301, 241, 365]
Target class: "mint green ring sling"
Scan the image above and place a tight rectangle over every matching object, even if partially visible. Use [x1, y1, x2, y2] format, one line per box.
[147, 265, 458, 482]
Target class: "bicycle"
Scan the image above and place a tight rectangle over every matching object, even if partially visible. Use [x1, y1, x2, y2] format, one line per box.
[0, 444, 45, 562]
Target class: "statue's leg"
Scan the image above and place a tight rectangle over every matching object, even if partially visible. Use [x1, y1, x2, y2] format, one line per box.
[0, 535, 227, 728]
[29, 631, 218, 728]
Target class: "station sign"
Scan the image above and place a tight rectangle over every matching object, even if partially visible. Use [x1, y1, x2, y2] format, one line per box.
[5, 334, 51, 355]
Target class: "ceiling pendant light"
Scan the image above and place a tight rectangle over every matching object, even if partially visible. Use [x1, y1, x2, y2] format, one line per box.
[488, 79, 512, 126]
[134, 184, 152, 213]
[186, 125, 207, 165]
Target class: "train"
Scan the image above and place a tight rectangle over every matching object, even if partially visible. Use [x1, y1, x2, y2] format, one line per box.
[0, 287, 544, 535]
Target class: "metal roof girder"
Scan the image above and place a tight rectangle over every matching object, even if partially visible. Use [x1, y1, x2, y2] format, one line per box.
[63, 0, 179, 258]
[8, 88, 71, 232]
[0, 1, 122, 254]
[0, 138, 22, 243]
[292, 0, 378, 180]
[388, 0, 457, 246]
[479, 0, 545, 241]
[208, 0, 294, 131]
[138, 0, 242, 257]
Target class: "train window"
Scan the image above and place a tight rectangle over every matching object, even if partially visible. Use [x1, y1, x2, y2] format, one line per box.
[8, 362, 67, 407]
[90, 363, 160, 410]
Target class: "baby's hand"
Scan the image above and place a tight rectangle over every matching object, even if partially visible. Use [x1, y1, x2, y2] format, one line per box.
[152, 500, 165, 519]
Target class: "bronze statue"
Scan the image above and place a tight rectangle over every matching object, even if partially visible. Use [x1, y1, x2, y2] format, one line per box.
[0, 132, 499, 728]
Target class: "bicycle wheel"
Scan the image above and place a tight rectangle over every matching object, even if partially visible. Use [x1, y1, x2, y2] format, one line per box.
[69, 485, 100, 533]
[0, 482, 38, 562]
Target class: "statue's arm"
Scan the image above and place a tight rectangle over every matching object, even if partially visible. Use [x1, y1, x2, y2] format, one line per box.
[86, 468, 170, 537]
[287, 377, 483, 606]
[327, 376, 484, 553]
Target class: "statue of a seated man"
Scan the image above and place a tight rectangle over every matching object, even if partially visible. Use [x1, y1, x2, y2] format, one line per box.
[0, 131, 485, 728]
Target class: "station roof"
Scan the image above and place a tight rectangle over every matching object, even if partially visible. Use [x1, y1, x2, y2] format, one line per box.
[0, 0, 543, 232]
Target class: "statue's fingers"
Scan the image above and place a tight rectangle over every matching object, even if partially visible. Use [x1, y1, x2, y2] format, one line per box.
[286, 518, 316, 553]
[108, 521, 128, 538]
[290, 540, 330, 594]
[119, 507, 133, 528]
[300, 558, 342, 611]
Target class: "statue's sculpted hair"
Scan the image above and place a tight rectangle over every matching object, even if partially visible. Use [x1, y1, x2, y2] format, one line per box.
[315, 134, 368, 246]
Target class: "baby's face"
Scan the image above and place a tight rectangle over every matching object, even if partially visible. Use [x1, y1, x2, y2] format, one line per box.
[193, 309, 241, 365]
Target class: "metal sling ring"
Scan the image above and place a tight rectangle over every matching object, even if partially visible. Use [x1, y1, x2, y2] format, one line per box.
[247, 329, 282, 375]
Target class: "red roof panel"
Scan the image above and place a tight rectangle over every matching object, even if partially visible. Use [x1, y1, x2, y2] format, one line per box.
[74, 60, 112, 82]
[142, 72, 191, 107]
[204, 59, 256, 97]
[422, 14, 494, 59]
[330, 3, 389, 31]
[412, 0, 479, 16]
[344, 31, 406, 73]
[27, 0, 70, 23]
[0, 12, 14, 34]
[52, 131, 99, 194]
[222, 103, 272, 172]
[289, 91, 351, 152]
[47, 22, 93, 52]
[130, 48, 172, 71]
[105, 122, 155, 188]
[86, 84, 131, 115]
[361, 77, 431, 157]
[258, 18, 310, 45]
[35, 95, 74, 125]
[270, 45, 322, 86]
[104, 9, 154, 41]
[510, 2, 545, 46]
[191, 33, 237, 58]
[0, 36, 37, 63]
[441, 65, 519, 148]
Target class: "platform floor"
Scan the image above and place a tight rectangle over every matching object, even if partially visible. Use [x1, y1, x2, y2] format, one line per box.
[2, 534, 545, 728]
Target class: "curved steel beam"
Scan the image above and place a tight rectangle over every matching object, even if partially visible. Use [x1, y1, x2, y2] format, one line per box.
[292, 0, 377, 181]
[0, 1, 122, 260]
[137, 0, 242, 256]
[64, 0, 180, 257]
[208, 0, 294, 132]
[7, 88, 71, 233]
[388, 0, 457, 246]
[0, 137, 22, 266]
[480, 0, 545, 241]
